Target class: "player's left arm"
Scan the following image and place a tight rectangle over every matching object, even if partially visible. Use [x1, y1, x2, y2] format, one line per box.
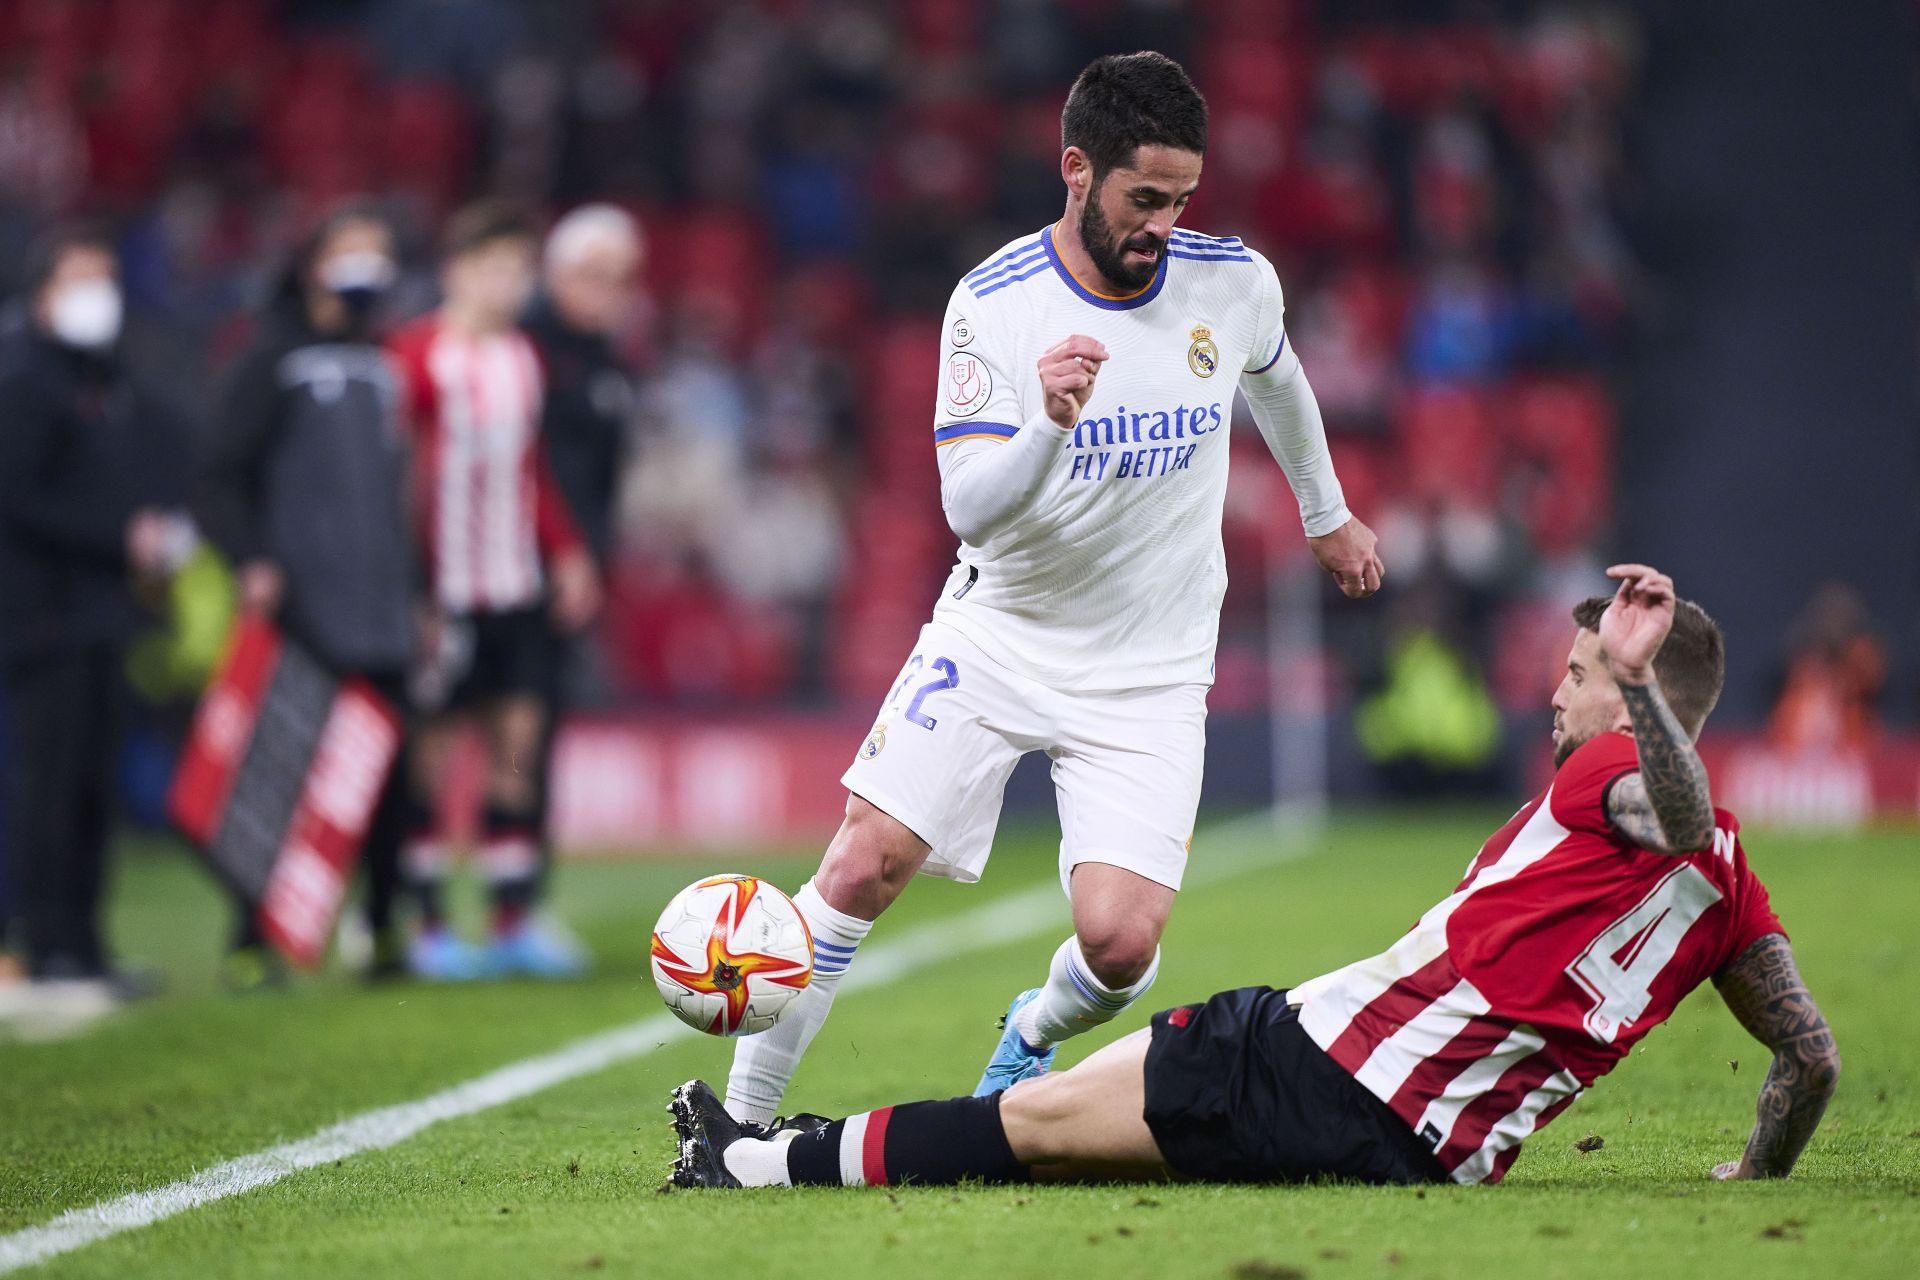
[1237, 256, 1383, 599]
[1599, 564, 1717, 853]
[1709, 932, 1840, 1179]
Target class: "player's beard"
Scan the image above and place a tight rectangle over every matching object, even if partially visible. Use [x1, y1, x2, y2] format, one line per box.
[1077, 185, 1163, 292]
[1553, 725, 1588, 768]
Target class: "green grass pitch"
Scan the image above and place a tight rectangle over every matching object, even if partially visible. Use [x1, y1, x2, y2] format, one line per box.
[2, 810, 1916, 1279]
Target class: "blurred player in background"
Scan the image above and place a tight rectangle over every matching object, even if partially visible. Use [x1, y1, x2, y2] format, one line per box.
[521, 204, 643, 914]
[0, 226, 194, 1009]
[675, 567, 1841, 1191]
[724, 52, 1385, 1128]
[198, 202, 416, 986]
[387, 202, 601, 981]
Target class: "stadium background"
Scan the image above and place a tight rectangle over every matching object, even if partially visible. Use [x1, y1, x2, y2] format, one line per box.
[0, 0, 1912, 855]
[0, 4, 1916, 1276]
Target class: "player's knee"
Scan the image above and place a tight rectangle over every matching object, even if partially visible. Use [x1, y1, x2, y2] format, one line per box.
[1076, 920, 1160, 989]
[813, 799, 926, 918]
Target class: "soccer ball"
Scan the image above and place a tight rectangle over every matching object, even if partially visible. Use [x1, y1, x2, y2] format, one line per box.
[650, 875, 814, 1036]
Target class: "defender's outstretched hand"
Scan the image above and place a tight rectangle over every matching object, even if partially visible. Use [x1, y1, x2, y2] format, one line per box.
[1038, 336, 1108, 430]
[1308, 516, 1384, 598]
[1599, 563, 1676, 683]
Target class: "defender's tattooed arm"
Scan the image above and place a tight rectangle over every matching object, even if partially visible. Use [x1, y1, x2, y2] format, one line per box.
[1710, 933, 1840, 1179]
[1604, 677, 1717, 853]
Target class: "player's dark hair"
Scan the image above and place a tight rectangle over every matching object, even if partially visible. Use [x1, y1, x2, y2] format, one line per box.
[23, 221, 116, 295]
[1060, 51, 1208, 179]
[442, 199, 535, 260]
[1572, 595, 1727, 736]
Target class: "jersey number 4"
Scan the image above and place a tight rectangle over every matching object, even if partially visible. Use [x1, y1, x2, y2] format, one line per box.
[1565, 863, 1723, 1044]
[888, 656, 960, 731]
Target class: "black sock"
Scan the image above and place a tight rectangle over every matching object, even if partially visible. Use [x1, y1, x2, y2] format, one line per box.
[786, 1094, 1031, 1187]
[400, 792, 446, 928]
[481, 803, 540, 929]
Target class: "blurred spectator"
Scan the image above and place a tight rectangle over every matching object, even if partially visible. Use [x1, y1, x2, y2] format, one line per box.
[522, 201, 643, 893]
[196, 202, 417, 987]
[525, 204, 643, 568]
[1768, 583, 1887, 754]
[0, 226, 194, 1002]
[1355, 581, 1504, 797]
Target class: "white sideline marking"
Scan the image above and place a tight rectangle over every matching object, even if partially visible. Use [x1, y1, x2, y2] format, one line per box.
[0, 821, 1317, 1274]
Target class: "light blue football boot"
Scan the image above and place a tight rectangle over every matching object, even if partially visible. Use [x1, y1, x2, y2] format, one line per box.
[485, 917, 591, 979]
[407, 927, 490, 982]
[973, 988, 1056, 1095]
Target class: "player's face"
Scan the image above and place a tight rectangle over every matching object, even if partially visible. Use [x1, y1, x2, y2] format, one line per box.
[1077, 144, 1203, 291]
[1551, 628, 1628, 766]
[445, 238, 536, 327]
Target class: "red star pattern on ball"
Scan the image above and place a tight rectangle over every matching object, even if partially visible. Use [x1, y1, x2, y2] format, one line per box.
[650, 875, 813, 1034]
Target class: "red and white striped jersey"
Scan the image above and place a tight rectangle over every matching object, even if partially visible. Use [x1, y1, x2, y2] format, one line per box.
[388, 315, 582, 612]
[1292, 732, 1783, 1185]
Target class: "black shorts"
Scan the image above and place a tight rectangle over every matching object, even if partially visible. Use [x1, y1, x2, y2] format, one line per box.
[444, 607, 556, 709]
[1143, 986, 1448, 1185]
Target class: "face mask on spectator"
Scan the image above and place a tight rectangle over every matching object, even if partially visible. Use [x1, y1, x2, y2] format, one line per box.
[318, 250, 396, 315]
[46, 279, 123, 350]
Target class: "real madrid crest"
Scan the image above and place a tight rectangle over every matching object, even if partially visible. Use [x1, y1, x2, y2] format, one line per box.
[1187, 324, 1219, 378]
[859, 723, 888, 760]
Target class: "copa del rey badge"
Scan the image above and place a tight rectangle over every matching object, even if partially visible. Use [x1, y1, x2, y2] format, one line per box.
[944, 351, 992, 417]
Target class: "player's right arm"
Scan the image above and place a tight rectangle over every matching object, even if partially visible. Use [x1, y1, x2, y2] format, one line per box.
[1710, 932, 1840, 1179]
[1598, 564, 1718, 853]
[933, 284, 1105, 546]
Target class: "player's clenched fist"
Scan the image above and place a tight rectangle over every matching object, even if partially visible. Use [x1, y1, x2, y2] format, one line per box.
[1038, 335, 1108, 430]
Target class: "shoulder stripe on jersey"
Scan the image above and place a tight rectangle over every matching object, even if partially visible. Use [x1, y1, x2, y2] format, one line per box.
[973, 259, 1051, 297]
[1169, 230, 1247, 248]
[964, 241, 1045, 285]
[967, 250, 1047, 291]
[1249, 333, 1287, 374]
[1167, 251, 1253, 264]
[934, 421, 1019, 445]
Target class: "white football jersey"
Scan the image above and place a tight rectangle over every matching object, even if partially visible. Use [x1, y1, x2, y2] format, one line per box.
[929, 223, 1293, 691]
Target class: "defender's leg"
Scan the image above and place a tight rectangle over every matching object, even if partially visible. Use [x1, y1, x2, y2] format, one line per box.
[677, 1029, 1167, 1188]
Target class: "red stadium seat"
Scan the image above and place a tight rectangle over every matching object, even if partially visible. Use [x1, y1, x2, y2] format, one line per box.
[1498, 376, 1612, 556]
[1395, 385, 1499, 509]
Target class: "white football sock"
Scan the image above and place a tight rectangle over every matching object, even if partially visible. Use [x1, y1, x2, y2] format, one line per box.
[722, 1129, 798, 1187]
[1013, 936, 1161, 1052]
[724, 878, 872, 1126]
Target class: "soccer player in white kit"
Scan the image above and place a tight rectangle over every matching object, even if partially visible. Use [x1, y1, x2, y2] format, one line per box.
[724, 51, 1385, 1125]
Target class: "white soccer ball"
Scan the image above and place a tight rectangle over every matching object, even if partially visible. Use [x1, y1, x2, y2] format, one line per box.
[650, 875, 814, 1036]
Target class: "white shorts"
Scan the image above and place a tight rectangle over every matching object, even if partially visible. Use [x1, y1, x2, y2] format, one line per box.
[840, 620, 1208, 894]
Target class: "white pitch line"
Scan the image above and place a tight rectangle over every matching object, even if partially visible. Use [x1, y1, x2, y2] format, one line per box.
[0, 820, 1317, 1275]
